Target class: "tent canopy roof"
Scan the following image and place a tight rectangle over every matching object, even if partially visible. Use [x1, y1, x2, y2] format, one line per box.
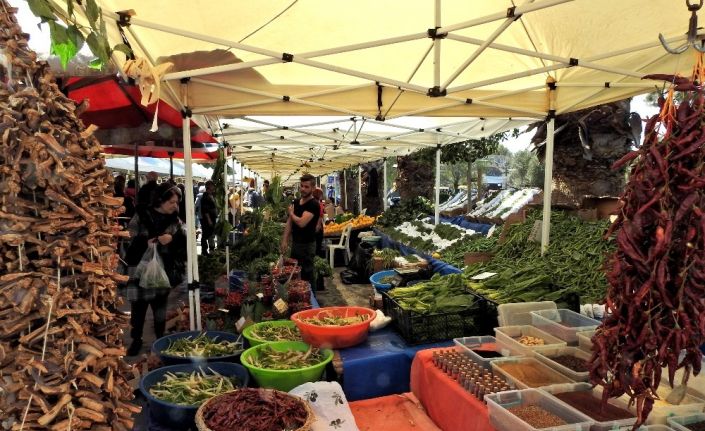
[58, 0, 700, 176]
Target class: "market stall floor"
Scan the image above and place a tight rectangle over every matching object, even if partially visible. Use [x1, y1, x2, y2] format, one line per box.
[315, 268, 374, 308]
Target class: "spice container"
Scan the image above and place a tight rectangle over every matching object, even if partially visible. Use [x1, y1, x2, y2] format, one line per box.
[485, 389, 593, 431]
[454, 336, 523, 370]
[618, 377, 705, 425]
[576, 330, 595, 352]
[431, 349, 513, 402]
[667, 413, 705, 431]
[540, 382, 636, 431]
[530, 309, 599, 345]
[491, 357, 573, 389]
[533, 346, 591, 382]
[495, 325, 566, 355]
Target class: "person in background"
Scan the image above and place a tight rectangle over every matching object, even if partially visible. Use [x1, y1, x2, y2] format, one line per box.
[200, 180, 218, 255]
[177, 184, 187, 224]
[281, 174, 320, 283]
[194, 184, 206, 232]
[335, 200, 345, 216]
[137, 171, 159, 215]
[228, 187, 242, 227]
[312, 187, 326, 258]
[324, 198, 335, 221]
[246, 179, 261, 208]
[124, 183, 186, 356]
[123, 179, 136, 221]
[114, 175, 130, 227]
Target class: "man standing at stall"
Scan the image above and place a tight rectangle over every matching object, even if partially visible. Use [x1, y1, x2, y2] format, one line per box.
[200, 181, 218, 255]
[281, 174, 320, 283]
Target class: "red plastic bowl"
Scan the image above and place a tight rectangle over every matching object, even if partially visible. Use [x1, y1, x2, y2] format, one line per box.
[290, 306, 376, 349]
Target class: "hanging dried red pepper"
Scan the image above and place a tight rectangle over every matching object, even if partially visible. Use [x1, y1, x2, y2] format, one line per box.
[590, 57, 705, 429]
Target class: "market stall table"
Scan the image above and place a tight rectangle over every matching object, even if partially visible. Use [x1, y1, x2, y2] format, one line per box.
[336, 327, 453, 401]
[350, 392, 442, 431]
[411, 348, 496, 431]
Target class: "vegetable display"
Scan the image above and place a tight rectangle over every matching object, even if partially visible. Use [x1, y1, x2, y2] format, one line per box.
[376, 197, 433, 227]
[464, 210, 613, 303]
[163, 334, 241, 358]
[201, 389, 309, 431]
[443, 235, 498, 269]
[250, 324, 302, 342]
[301, 315, 367, 326]
[373, 248, 401, 269]
[149, 370, 239, 406]
[590, 74, 705, 427]
[249, 346, 325, 369]
[388, 273, 477, 314]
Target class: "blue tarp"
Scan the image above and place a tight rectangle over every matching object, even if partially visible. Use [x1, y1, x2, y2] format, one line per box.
[339, 327, 452, 401]
[427, 215, 493, 235]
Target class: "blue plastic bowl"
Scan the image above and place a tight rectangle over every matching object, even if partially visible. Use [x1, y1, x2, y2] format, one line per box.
[370, 269, 397, 291]
[152, 331, 244, 366]
[140, 362, 249, 429]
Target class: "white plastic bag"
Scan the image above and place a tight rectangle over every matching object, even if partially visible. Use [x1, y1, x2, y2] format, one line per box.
[134, 243, 171, 289]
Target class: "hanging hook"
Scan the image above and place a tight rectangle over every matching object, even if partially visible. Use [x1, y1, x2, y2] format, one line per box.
[660, 0, 705, 54]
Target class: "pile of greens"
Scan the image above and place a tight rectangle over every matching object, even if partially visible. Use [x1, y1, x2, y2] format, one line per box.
[442, 236, 498, 268]
[314, 256, 333, 278]
[433, 223, 466, 241]
[250, 323, 302, 342]
[378, 227, 435, 253]
[372, 248, 400, 270]
[376, 197, 433, 227]
[463, 210, 613, 304]
[163, 333, 241, 358]
[249, 346, 325, 370]
[149, 370, 239, 406]
[388, 273, 477, 314]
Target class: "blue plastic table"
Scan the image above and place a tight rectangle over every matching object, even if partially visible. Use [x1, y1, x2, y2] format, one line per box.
[338, 327, 453, 401]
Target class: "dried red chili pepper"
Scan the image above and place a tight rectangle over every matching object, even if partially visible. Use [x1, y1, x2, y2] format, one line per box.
[591, 72, 705, 430]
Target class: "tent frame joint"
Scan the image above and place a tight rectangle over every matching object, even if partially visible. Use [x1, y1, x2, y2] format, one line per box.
[506, 6, 522, 20]
[427, 85, 447, 97]
[427, 27, 447, 39]
[547, 109, 556, 120]
[181, 107, 193, 119]
[180, 77, 191, 84]
[116, 10, 133, 27]
[282, 95, 291, 102]
[465, 98, 473, 104]
[569, 57, 579, 67]
[282, 52, 294, 62]
[547, 81, 557, 90]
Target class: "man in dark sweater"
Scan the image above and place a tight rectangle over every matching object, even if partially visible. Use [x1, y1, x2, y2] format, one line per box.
[136, 171, 158, 215]
[281, 174, 320, 283]
[200, 180, 218, 255]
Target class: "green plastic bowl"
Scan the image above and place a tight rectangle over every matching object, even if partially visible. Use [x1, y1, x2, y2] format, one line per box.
[242, 320, 302, 347]
[240, 341, 333, 392]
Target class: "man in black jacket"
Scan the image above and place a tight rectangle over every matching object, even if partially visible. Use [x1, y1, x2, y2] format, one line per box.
[200, 181, 218, 255]
[281, 174, 320, 282]
[136, 171, 158, 215]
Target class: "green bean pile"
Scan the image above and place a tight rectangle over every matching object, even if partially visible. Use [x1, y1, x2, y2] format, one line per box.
[249, 346, 324, 370]
[250, 323, 302, 342]
[301, 314, 367, 326]
[163, 333, 240, 357]
[149, 370, 239, 406]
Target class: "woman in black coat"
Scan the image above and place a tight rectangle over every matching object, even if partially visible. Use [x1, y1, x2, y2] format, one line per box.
[124, 182, 187, 356]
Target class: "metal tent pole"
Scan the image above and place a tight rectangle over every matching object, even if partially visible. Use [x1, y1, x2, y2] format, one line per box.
[541, 117, 555, 255]
[224, 149, 230, 277]
[435, 145, 441, 225]
[358, 164, 362, 214]
[383, 157, 388, 211]
[344, 169, 348, 210]
[182, 85, 201, 331]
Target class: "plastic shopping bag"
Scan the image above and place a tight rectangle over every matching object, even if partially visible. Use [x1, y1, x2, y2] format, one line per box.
[134, 243, 171, 289]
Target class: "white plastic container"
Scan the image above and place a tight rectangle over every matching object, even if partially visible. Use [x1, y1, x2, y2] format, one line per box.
[637, 426, 677, 430]
[497, 301, 557, 327]
[540, 382, 637, 431]
[667, 413, 705, 431]
[454, 336, 522, 370]
[485, 388, 593, 431]
[491, 357, 574, 389]
[576, 330, 595, 352]
[533, 346, 590, 382]
[530, 309, 600, 345]
[618, 381, 705, 425]
[495, 325, 567, 355]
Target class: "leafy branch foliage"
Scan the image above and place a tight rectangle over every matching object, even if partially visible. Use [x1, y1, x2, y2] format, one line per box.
[27, 0, 131, 69]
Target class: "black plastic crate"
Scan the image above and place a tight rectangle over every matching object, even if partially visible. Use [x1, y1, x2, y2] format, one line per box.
[382, 291, 498, 345]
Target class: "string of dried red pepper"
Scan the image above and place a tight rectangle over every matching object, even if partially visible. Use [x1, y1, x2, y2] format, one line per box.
[589, 61, 705, 429]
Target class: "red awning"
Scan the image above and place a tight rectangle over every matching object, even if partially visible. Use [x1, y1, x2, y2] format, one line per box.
[64, 76, 219, 160]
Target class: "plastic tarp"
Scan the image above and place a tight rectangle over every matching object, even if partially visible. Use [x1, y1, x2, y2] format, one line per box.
[426, 216, 493, 236]
[51, 1, 700, 177]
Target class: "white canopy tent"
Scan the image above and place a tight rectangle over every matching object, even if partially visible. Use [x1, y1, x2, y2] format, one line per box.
[52, 0, 704, 328]
[105, 156, 214, 178]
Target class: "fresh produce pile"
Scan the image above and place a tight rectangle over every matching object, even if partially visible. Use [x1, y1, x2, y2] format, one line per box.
[464, 210, 613, 303]
[372, 248, 401, 270]
[149, 370, 239, 406]
[590, 73, 705, 427]
[301, 314, 367, 326]
[324, 214, 376, 235]
[376, 196, 433, 227]
[250, 323, 302, 342]
[380, 275, 395, 284]
[164, 334, 241, 358]
[442, 235, 498, 268]
[380, 220, 479, 253]
[249, 346, 325, 370]
[388, 273, 477, 314]
[200, 389, 309, 431]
